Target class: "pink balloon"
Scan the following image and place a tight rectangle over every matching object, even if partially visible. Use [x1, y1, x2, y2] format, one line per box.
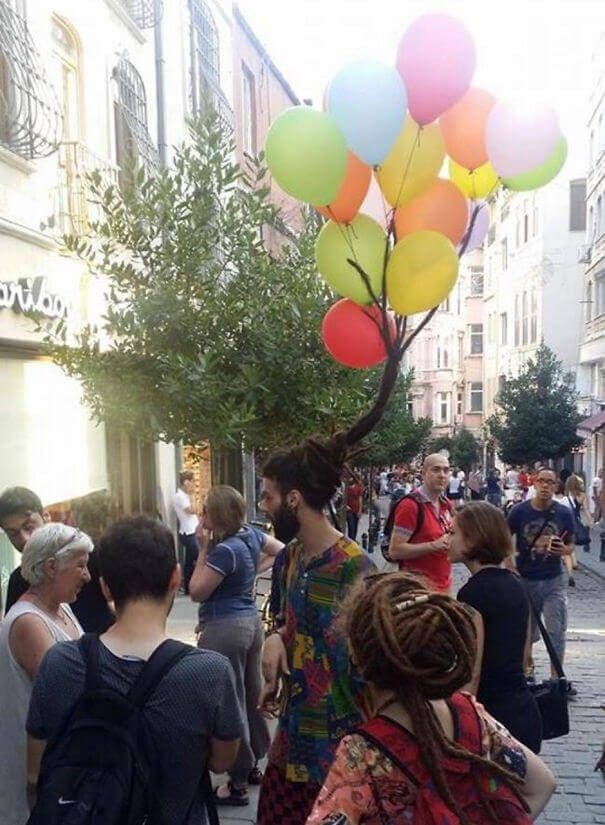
[360, 173, 390, 229]
[321, 300, 395, 369]
[396, 14, 476, 126]
[486, 102, 561, 178]
[459, 202, 489, 253]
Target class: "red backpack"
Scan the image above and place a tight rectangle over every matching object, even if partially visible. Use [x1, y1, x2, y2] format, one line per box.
[359, 692, 531, 825]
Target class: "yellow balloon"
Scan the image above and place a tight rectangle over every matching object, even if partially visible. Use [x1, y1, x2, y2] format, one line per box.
[387, 230, 459, 316]
[376, 116, 444, 208]
[449, 158, 500, 199]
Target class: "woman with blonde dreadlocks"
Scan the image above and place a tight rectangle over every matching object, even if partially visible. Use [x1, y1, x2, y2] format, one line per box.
[307, 573, 556, 825]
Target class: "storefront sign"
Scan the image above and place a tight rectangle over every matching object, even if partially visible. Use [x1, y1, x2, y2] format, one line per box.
[0, 277, 70, 320]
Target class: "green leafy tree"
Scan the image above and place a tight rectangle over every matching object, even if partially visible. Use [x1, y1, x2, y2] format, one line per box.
[487, 344, 582, 465]
[428, 429, 481, 472]
[42, 118, 378, 452]
[450, 428, 481, 472]
[360, 371, 432, 466]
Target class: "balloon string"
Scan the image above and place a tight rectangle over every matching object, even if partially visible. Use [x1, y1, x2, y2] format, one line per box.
[391, 123, 421, 228]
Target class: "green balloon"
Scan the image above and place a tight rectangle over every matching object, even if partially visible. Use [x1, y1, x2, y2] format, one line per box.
[315, 214, 386, 305]
[265, 108, 347, 206]
[503, 136, 567, 192]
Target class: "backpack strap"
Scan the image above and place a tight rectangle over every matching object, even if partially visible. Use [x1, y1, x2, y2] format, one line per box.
[445, 693, 483, 755]
[79, 632, 102, 691]
[128, 639, 193, 707]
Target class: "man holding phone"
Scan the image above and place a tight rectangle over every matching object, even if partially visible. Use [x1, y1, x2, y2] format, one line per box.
[507, 467, 575, 685]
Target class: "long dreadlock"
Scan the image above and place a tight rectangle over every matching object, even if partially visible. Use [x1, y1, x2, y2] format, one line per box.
[342, 572, 528, 825]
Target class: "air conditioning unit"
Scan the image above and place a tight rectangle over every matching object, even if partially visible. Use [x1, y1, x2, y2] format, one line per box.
[577, 244, 591, 264]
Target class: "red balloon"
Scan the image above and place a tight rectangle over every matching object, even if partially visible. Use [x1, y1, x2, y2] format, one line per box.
[321, 299, 395, 368]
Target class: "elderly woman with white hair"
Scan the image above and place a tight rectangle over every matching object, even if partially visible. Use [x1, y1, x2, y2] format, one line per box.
[0, 522, 92, 825]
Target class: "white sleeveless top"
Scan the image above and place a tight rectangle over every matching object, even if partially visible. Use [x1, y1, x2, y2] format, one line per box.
[0, 600, 82, 825]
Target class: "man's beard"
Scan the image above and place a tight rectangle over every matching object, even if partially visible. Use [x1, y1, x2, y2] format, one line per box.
[271, 503, 300, 544]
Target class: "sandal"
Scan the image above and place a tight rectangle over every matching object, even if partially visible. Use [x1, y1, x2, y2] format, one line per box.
[248, 766, 264, 785]
[213, 781, 249, 807]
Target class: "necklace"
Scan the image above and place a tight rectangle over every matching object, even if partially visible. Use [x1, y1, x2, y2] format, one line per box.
[30, 596, 69, 628]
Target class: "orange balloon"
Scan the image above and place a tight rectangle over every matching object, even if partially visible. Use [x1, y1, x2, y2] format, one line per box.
[394, 179, 468, 245]
[318, 151, 372, 224]
[440, 87, 497, 171]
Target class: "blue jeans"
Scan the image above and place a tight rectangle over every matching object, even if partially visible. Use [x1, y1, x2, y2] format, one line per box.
[524, 573, 568, 665]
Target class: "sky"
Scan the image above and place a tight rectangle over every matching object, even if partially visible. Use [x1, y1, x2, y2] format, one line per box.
[236, 0, 604, 177]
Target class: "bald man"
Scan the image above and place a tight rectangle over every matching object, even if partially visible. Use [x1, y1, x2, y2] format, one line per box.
[386, 454, 454, 592]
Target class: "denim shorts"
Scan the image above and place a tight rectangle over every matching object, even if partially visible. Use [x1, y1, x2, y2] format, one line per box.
[524, 573, 568, 662]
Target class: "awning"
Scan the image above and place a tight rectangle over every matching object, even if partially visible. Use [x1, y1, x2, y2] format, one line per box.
[577, 410, 605, 437]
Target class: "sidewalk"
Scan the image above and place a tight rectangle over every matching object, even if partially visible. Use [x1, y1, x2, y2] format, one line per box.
[577, 525, 605, 579]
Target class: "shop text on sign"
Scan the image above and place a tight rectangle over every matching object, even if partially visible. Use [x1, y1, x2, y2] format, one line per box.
[0, 277, 70, 320]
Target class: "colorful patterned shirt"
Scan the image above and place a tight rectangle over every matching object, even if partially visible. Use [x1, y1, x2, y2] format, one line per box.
[269, 536, 374, 784]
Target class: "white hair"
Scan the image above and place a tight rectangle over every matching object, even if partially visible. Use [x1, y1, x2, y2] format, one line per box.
[21, 523, 93, 586]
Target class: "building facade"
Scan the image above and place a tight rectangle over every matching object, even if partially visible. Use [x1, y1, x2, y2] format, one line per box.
[406, 248, 485, 443]
[577, 33, 605, 485]
[0, 0, 298, 588]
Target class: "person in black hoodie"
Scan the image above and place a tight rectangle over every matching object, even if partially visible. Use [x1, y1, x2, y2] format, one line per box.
[0, 487, 113, 632]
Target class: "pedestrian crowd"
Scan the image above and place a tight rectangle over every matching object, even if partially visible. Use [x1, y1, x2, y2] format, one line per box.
[0, 446, 600, 824]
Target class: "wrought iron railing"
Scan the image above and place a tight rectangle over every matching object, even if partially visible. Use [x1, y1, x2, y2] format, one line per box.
[117, 0, 163, 29]
[0, 0, 62, 159]
[57, 141, 119, 235]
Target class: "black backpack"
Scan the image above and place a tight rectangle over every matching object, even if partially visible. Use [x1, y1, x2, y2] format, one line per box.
[380, 491, 425, 561]
[28, 634, 218, 825]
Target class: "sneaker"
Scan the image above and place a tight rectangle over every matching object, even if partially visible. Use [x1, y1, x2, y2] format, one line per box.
[568, 576, 576, 587]
[566, 682, 578, 697]
[248, 766, 263, 785]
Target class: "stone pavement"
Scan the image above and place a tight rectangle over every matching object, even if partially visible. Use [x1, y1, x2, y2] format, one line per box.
[577, 524, 605, 581]
[167, 523, 605, 824]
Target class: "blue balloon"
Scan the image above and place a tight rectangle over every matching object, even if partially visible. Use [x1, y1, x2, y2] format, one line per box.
[328, 60, 407, 166]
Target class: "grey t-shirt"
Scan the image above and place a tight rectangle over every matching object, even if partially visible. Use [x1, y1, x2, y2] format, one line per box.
[27, 640, 243, 824]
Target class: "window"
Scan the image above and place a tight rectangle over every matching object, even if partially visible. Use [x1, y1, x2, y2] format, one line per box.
[597, 195, 603, 239]
[469, 382, 483, 413]
[458, 335, 463, 368]
[514, 295, 520, 346]
[470, 266, 484, 296]
[569, 179, 586, 231]
[113, 56, 157, 187]
[52, 17, 80, 141]
[442, 294, 451, 312]
[190, 0, 231, 127]
[500, 312, 508, 346]
[523, 213, 529, 243]
[522, 290, 528, 345]
[443, 341, 449, 368]
[530, 287, 538, 343]
[501, 238, 508, 270]
[487, 224, 495, 245]
[438, 392, 450, 424]
[515, 217, 520, 247]
[436, 342, 441, 369]
[586, 282, 593, 322]
[589, 205, 595, 241]
[457, 391, 463, 417]
[0, 1, 61, 158]
[498, 374, 506, 394]
[241, 61, 257, 155]
[407, 401, 413, 416]
[469, 323, 483, 355]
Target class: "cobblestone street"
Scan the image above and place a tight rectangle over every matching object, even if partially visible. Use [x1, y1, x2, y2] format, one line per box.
[167, 533, 605, 824]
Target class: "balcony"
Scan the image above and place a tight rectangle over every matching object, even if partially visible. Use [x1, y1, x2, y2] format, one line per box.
[57, 141, 119, 236]
[108, 0, 162, 30]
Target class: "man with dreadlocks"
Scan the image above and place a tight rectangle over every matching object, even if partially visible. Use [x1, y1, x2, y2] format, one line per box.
[256, 434, 374, 825]
[307, 572, 556, 825]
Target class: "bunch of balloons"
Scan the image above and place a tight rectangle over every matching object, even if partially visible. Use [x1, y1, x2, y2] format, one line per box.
[265, 13, 566, 369]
